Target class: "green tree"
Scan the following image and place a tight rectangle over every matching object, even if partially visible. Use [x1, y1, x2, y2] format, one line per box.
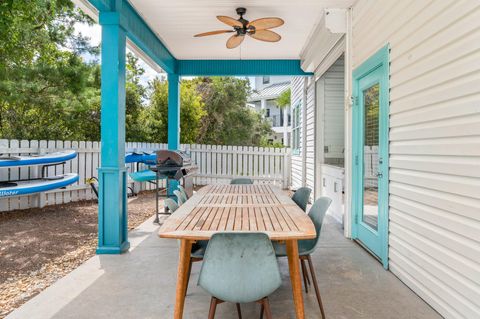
[0, 0, 100, 140]
[275, 88, 291, 109]
[194, 77, 272, 145]
[144, 78, 205, 144]
[125, 52, 148, 141]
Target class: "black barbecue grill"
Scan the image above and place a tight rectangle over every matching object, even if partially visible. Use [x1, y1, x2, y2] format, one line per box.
[153, 150, 197, 222]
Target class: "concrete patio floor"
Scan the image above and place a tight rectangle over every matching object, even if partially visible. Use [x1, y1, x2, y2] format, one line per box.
[7, 215, 441, 319]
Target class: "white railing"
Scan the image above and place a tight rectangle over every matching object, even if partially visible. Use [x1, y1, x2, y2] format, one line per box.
[0, 139, 291, 212]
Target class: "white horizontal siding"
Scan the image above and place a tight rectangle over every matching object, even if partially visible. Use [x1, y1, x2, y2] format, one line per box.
[352, 0, 480, 318]
[305, 81, 315, 194]
[291, 77, 304, 189]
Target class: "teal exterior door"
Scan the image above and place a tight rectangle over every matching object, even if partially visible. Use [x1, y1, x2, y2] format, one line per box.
[352, 45, 390, 269]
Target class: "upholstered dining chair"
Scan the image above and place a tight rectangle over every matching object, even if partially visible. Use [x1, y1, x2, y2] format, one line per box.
[291, 187, 312, 212]
[230, 178, 254, 185]
[177, 185, 189, 201]
[198, 232, 282, 319]
[165, 196, 207, 297]
[173, 190, 185, 205]
[273, 196, 331, 319]
[164, 198, 179, 213]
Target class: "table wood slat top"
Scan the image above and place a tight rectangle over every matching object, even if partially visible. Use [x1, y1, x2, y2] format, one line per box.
[159, 184, 316, 241]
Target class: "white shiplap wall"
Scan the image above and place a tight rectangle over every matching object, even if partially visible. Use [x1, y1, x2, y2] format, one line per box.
[291, 77, 304, 189]
[305, 79, 316, 193]
[291, 76, 315, 191]
[352, 0, 480, 318]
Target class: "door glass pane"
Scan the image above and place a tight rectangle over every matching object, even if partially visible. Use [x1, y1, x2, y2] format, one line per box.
[363, 83, 380, 230]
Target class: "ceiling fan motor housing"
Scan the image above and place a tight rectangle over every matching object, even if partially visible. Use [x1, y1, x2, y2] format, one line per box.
[235, 7, 255, 35]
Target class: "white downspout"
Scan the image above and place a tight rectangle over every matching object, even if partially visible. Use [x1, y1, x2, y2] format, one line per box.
[283, 107, 288, 146]
[343, 7, 353, 238]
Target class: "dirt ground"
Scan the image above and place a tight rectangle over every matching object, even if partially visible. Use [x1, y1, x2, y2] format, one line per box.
[0, 191, 159, 318]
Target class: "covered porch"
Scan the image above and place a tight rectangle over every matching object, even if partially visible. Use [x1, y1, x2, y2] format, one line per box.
[6, 214, 440, 319]
[6, 0, 477, 318]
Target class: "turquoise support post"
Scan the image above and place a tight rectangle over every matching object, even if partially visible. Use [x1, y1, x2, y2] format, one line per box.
[167, 73, 180, 197]
[167, 73, 180, 150]
[96, 12, 130, 254]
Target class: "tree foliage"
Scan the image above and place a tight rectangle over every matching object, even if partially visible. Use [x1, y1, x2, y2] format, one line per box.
[275, 88, 291, 109]
[142, 78, 205, 144]
[0, 0, 100, 140]
[194, 77, 272, 145]
[0, 1, 274, 146]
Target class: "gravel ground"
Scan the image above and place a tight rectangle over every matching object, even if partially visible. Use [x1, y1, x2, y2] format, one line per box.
[0, 191, 161, 318]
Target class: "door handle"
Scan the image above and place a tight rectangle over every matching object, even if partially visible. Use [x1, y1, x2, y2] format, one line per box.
[376, 171, 383, 178]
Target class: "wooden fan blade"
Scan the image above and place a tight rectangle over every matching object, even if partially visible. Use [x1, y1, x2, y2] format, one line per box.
[194, 30, 234, 37]
[217, 16, 243, 27]
[248, 29, 281, 42]
[248, 17, 284, 30]
[226, 34, 244, 49]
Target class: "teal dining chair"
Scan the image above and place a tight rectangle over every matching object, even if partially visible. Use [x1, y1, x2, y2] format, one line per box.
[292, 187, 312, 212]
[230, 178, 253, 185]
[173, 190, 185, 205]
[165, 197, 207, 297]
[198, 232, 282, 319]
[164, 198, 179, 213]
[273, 196, 331, 319]
[177, 185, 188, 203]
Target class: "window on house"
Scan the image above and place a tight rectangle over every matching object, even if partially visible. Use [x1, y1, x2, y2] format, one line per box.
[292, 102, 301, 153]
[266, 108, 270, 117]
[262, 76, 270, 84]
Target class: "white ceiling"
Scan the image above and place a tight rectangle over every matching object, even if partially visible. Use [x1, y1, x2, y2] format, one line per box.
[128, 0, 354, 60]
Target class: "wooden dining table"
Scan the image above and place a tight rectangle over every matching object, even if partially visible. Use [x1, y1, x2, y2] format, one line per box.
[158, 184, 316, 319]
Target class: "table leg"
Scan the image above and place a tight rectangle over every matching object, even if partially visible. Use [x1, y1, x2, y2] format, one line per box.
[174, 239, 192, 319]
[286, 240, 305, 319]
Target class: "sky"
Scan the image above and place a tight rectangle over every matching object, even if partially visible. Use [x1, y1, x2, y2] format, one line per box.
[75, 22, 161, 86]
[74, 22, 256, 89]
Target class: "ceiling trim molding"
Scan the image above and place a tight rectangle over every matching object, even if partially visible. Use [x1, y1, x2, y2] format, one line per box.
[177, 60, 312, 76]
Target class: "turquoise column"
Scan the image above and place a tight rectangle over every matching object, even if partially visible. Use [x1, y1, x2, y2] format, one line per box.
[96, 12, 130, 254]
[167, 73, 180, 197]
[167, 73, 180, 150]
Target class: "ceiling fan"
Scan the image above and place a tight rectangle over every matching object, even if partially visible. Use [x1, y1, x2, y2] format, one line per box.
[194, 7, 284, 49]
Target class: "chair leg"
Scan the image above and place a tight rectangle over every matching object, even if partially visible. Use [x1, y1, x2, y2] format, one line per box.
[259, 302, 264, 319]
[307, 255, 326, 319]
[263, 298, 273, 319]
[236, 303, 242, 319]
[302, 257, 311, 286]
[300, 258, 309, 293]
[208, 297, 219, 319]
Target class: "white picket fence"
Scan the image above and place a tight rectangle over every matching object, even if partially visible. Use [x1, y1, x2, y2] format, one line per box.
[0, 139, 291, 212]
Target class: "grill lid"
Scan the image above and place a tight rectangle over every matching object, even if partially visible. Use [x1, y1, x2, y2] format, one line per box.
[155, 150, 192, 167]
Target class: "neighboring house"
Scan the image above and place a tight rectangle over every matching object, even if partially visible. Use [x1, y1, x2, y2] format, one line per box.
[248, 76, 292, 146]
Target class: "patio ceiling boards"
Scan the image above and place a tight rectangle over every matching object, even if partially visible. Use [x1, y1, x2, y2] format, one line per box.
[76, 0, 355, 76]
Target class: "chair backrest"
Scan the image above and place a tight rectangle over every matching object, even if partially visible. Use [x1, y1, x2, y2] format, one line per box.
[173, 190, 184, 205]
[164, 198, 179, 212]
[230, 178, 253, 185]
[302, 197, 332, 252]
[177, 185, 189, 200]
[291, 187, 312, 212]
[198, 232, 281, 304]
